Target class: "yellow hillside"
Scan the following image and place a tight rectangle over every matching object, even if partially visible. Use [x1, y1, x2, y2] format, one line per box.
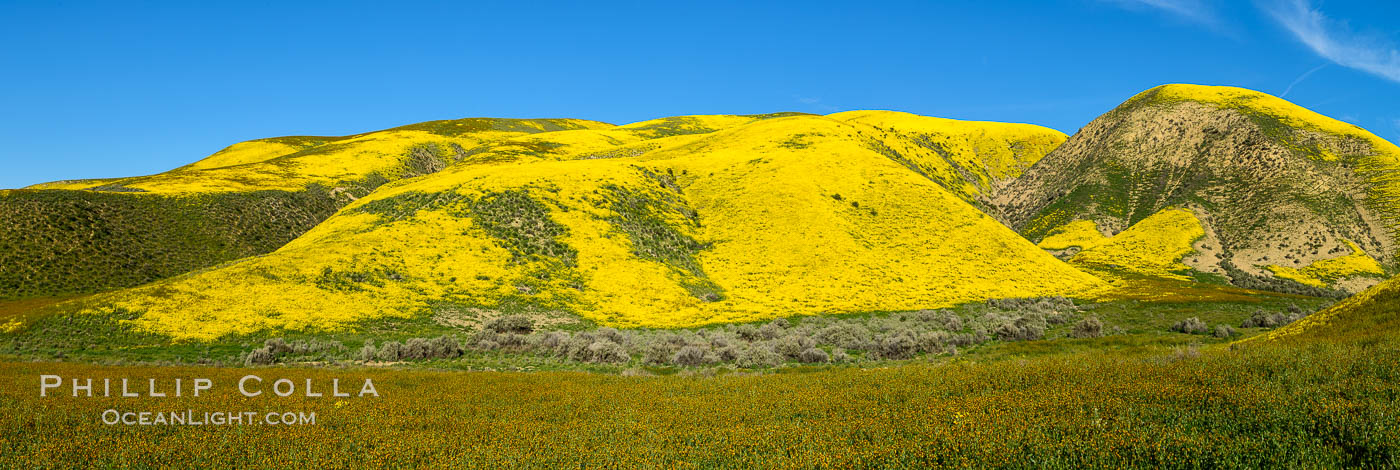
[27, 118, 613, 194]
[70, 113, 1104, 340]
[1267, 240, 1385, 288]
[828, 110, 1067, 202]
[1067, 208, 1205, 280]
[1248, 275, 1400, 344]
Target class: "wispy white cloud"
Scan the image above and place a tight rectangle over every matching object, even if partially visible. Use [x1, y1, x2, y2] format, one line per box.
[1281, 63, 1327, 97]
[794, 96, 838, 113]
[1263, 0, 1400, 83]
[1101, 0, 1220, 27]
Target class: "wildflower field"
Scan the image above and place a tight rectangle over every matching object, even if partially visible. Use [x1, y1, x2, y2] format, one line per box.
[5, 82, 1400, 468]
[1, 333, 1396, 468]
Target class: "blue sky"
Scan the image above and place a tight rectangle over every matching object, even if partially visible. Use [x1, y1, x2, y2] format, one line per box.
[2, 0, 1399, 189]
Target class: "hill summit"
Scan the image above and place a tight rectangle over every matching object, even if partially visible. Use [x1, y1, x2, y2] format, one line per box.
[994, 84, 1400, 294]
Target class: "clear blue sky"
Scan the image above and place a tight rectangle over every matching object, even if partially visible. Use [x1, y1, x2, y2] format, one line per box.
[3, 0, 1399, 189]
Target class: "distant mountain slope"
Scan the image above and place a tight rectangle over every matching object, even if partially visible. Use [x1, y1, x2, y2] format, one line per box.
[2, 118, 609, 299]
[56, 113, 1101, 340]
[994, 84, 1400, 294]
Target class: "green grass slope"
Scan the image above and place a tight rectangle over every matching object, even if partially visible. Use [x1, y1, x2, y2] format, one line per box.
[0, 188, 342, 299]
[994, 84, 1400, 295]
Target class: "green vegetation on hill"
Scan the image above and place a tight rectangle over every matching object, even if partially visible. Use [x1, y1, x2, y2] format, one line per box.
[0, 188, 342, 299]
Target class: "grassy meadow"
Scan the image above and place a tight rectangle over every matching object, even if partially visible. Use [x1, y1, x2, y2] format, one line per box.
[1, 331, 1396, 468]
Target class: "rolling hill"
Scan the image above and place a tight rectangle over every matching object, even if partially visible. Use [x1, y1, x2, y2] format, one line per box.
[43, 111, 1102, 340]
[0, 118, 609, 299]
[994, 84, 1400, 295]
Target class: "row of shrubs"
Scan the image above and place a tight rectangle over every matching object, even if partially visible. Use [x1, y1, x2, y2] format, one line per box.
[1168, 305, 1312, 340]
[245, 297, 1101, 367]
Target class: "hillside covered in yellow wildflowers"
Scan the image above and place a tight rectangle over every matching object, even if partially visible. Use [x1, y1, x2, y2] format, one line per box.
[12, 84, 1400, 345]
[0, 118, 610, 299]
[41, 112, 1105, 339]
[995, 84, 1400, 295]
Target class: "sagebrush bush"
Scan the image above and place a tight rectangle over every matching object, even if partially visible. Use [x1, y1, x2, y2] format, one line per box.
[402, 338, 431, 359]
[799, 347, 829, 363]
[831, 348, 850, 363]
[586, 341, 630, 363]
[496, 333, 529, 348]
[643, 341, 679, 365]
[486, 315, 534, 334]
[876, 333, 917, 360]
[429, 336, 462, 358]
[734, 324, 761, 341]
[562, 335, 594, 362]
[917, 331, 952, 354]
[994, 315, 1045, 341]
[716, 345, 740, 362]
[1171, 317, 1209, 335]
[758, 322, 784, 340]
[673, 346, 712, 366]
[1213, 325, 1236, 339]
[376, 341, 403, 361]
[1241, 311, 1271, 328]
[289, 339, 343, 355]
[244, 347, 275, 366]
[775, 334, 816, 359]
[736, 345, 783, 368]
[914, 309, 964, 331]
[708, 332, 736, 349]
[358, 341, 377, 362]
[1071, 316, 1104, 339]
[264, 338, 293, 355]
[816, 323, 872, 350]
[595, 327, 624, 343]
[536, 332, 567, 351]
